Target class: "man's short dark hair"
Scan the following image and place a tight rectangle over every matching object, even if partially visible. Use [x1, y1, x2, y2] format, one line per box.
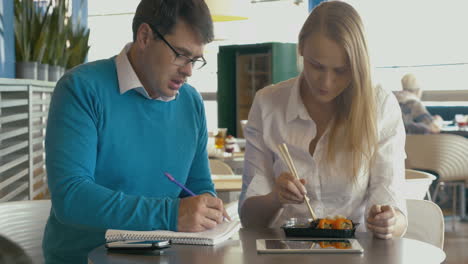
[132, 0, 214, 44]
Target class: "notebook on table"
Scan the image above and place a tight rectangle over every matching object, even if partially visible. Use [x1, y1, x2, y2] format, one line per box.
[105, 202, 241, 246]
[105, 220, 240, 246]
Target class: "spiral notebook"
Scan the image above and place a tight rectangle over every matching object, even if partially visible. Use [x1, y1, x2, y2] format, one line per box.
[105, 202, 241, 246]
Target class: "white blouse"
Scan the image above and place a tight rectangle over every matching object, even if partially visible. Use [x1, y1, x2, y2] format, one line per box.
[238, 76, 407, 231]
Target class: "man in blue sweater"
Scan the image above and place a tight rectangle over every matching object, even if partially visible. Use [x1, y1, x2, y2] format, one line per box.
[43, 1, 227, 263]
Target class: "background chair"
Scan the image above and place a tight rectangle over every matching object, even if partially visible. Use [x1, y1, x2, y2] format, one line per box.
[405, 134, 468, 226]
[209, 159, 241, 203]
[404, 199, 445, 249]
[209, 159, 235, 175]
[0, 200, 51, 264]
[404, 169, 437, 200]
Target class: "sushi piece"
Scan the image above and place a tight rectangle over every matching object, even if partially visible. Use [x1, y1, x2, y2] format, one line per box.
[317, 219, 335, 229]
[332, 218, 353, 230]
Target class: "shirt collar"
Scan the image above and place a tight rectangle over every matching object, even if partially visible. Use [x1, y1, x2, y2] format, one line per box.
[285, 74, 310, 123]
[115, 42, 178, 102]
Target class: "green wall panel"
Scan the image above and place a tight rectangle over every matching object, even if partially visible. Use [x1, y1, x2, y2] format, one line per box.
[217, 42, 299, 137]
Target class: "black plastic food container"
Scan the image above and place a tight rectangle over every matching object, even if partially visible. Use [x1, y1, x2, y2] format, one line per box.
[281, 218, 359, 238]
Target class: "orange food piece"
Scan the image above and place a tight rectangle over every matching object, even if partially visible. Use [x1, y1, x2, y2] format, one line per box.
[318, 219, 335, 229]
[332, 218, 353, 230]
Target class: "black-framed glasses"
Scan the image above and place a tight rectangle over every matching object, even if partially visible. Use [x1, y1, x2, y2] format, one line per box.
[147, 23, 207, 70]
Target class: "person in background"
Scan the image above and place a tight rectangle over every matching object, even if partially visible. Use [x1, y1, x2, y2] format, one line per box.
[394, 73, 443, 134]
[44, 1, 227, 263]
[239, 1, 408, 239]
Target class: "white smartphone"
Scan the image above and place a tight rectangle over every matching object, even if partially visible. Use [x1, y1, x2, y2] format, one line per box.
[105, 240, 171, 251]
[256, 238, 364, 254]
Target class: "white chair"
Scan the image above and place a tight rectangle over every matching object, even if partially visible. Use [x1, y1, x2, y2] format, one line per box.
[0, 200, 51, 264]
[404, 169, 437, 200]
[405, 134, 468, 226]
[209, 159, 234, 175]
[404, 199, 445, 249]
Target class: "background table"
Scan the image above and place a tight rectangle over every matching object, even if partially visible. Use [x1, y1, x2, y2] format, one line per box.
[211, 174, 242, 203]
[441, 125, 468, 138]
[89, 228, 446, 264]
[212, 175, 242, 192]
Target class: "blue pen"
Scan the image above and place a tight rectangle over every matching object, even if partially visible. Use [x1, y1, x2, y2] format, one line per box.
[164, 172, 196, 196]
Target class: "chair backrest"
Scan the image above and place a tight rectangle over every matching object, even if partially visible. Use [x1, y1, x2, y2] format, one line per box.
[209, 159, 234, 175]
[404, 199, 444, 249]
[403, 169, 437, 200]
[405, 134, 468, 181]
[0, 200, 51, 263]
[0, 235, 33, 264]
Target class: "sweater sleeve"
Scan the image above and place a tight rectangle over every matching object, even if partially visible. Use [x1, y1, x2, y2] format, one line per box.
[45, 74, 179, 232]
[182, 92, 216, 198]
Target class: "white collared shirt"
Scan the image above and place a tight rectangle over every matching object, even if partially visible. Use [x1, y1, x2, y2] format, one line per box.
[115, 43, 178, 102]
[239, 75, 407, 231]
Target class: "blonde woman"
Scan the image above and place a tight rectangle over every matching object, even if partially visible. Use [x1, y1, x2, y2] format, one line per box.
[239, 1, 407, 239]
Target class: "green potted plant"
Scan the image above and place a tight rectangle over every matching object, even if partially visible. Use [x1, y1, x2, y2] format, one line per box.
[44, 0, 68, 81]
[14, 0, 37, 79]
[57, 16, 73, 77]
[66, 0, 90, 71]
[14, 0, 53, 80]
[33, 2, 53, 81]
[66, 20, 90, 71]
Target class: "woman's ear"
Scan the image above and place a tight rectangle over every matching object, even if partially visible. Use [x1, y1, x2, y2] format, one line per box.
[296, 47, 303, 72]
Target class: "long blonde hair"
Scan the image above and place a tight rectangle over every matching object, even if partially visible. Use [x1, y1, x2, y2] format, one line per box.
[298, 1, 378, 180]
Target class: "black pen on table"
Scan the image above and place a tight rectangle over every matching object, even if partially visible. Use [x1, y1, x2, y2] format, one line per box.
[164, 172, 231, 222]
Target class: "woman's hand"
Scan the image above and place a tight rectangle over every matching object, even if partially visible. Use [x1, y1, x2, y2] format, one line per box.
[273, 172, 308, 205]
[366, 204, 398, 239]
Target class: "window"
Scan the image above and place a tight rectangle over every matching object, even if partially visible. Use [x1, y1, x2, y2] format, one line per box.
[345, 0, 468, 93]
[87, 1, 308, 131]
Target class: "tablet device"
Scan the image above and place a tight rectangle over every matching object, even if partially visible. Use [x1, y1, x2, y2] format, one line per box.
[256, 238, 364, 254]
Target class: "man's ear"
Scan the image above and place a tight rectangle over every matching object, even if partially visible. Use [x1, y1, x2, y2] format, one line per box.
[298, 41, 303, 57]
[135, 23, 153, 49]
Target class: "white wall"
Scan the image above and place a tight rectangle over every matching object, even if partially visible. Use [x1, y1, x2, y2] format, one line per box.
[87, 0, 468, 131]
[87, 1, 309, 132]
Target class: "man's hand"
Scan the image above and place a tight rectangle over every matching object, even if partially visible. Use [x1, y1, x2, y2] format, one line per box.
[274, 172, 307, 205]
[366, 204, 397, 239]
[178, 193, 227, 232]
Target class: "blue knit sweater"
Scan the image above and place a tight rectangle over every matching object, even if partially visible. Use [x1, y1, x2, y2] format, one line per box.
[43, 57, 214, 263]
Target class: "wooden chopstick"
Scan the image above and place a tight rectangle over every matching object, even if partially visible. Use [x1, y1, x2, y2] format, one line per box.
[278, 143, 317, 220]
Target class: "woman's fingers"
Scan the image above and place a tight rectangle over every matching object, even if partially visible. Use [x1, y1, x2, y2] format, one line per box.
[276, 172, 308, 204]
[278, 188, 304, 204]
[367, 204, 396, 239]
